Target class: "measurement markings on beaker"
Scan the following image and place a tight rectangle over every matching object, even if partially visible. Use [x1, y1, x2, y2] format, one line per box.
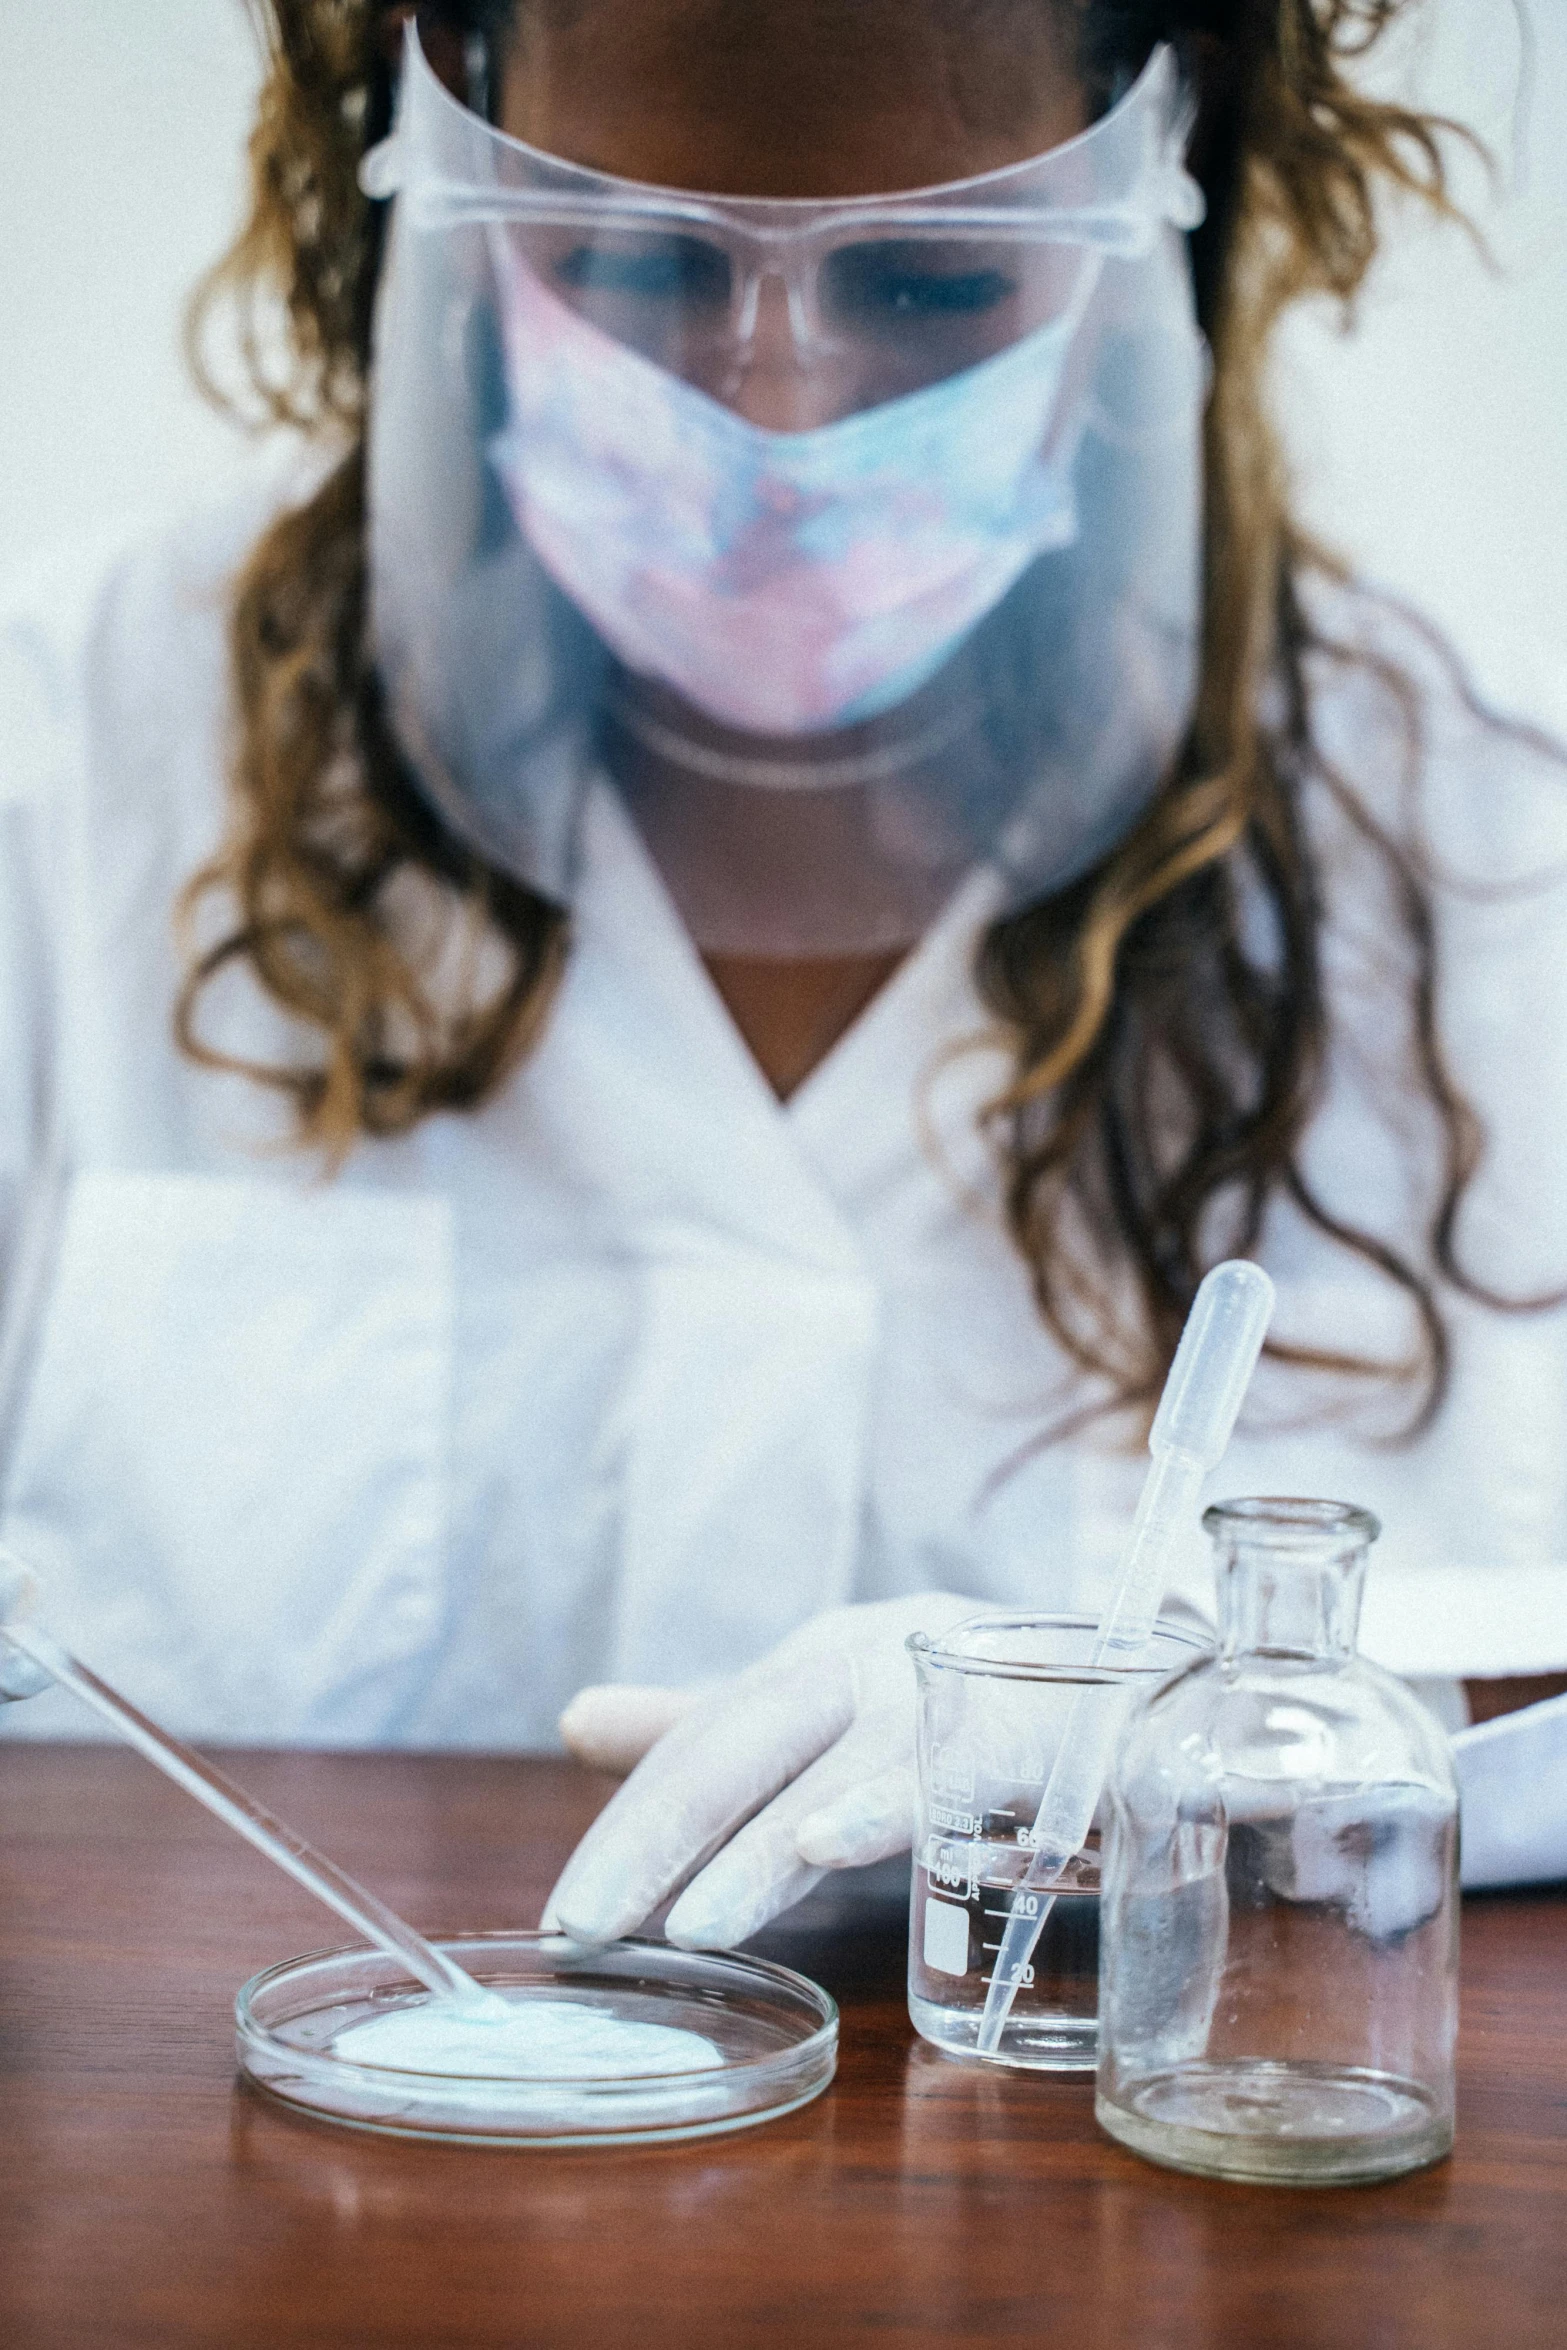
[976, 1882, 1038, 1988]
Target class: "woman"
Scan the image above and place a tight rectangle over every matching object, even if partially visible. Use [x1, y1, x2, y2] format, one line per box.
[2, 2, 1564, 1942]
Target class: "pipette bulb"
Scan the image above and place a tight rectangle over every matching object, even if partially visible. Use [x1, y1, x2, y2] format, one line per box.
[1148, 1260, 1274, 1468]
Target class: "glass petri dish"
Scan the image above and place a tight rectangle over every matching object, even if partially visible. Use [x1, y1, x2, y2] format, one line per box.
[235, 1930, 838, 2148]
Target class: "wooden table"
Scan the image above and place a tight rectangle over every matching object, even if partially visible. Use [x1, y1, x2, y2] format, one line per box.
[1, 1746, 1563, 2349]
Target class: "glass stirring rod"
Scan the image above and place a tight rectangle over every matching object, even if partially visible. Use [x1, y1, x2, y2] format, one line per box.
[0, 1550, 505, 2016]
[974, 1260, 1275, 2057]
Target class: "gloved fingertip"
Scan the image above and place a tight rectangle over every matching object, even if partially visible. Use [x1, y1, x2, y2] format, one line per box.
[560, 1896, 642, 1943]
[547, 1867, 643, 1946]
[557, 1685, 653, 1773]
[558, 1681, 710, 1773]
[663, 1889, 744, 1952]
[794, 1808, 861, 1868]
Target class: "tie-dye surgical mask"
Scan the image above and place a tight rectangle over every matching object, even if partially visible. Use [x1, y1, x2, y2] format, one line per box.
[488, 250, 1094, 736]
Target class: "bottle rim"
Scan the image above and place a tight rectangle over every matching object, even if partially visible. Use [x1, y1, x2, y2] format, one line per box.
[1202, 1495, 1381, 1547]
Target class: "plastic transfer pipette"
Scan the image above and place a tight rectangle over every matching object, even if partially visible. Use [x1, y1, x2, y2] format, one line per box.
[974, 1259, 1275, 2056]
[0, 1548, 504, 2017]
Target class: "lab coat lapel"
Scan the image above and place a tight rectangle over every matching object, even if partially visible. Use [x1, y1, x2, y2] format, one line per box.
[542, 787, 866, 1272]
[784, 867, 1009, 1236]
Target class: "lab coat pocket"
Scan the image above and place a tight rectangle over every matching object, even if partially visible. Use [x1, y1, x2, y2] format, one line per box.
[0, 1171, 452, 1742]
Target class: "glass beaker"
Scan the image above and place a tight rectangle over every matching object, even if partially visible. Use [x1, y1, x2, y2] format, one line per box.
[1096, 1498, 1459, 2185]
[907, 1612, 1211, 2070]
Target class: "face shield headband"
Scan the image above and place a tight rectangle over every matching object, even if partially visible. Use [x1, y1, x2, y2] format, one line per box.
[363, 24, 1208, 956]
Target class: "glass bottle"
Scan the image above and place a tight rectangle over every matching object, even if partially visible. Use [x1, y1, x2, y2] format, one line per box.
[1096, 1497, 1459, 2185]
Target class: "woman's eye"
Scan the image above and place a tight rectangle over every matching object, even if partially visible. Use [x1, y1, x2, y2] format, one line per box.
[553, 236, 731, 307]
[826, 246, 1017, 325]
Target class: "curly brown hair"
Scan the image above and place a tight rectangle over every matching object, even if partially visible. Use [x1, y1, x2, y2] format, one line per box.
[180, 0, 1538, 1435]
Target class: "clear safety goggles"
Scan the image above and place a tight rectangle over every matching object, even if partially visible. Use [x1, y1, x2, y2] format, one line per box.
[364, 28, 1202, 403]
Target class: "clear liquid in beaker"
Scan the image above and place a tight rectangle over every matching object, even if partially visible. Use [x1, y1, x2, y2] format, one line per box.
[906, 1613, 1211, 2073]
[908, 1837, 1101, 2069]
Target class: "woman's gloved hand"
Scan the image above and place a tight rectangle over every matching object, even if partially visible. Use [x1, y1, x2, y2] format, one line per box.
[0, 1548, 55, 1701]
[544, 1593, 977, 1951]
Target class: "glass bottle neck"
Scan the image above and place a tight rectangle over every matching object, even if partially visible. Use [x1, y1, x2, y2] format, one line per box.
[1207, 1501, 1377, 1664]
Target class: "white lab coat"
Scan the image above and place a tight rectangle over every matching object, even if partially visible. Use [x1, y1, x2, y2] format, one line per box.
[3, 460, 1567, 1752]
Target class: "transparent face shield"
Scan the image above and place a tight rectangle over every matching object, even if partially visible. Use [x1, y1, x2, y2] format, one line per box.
[364, 21, 1207, 955]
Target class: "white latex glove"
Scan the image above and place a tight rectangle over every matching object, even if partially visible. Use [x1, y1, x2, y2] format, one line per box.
[0, 1547, 53, 1702]
[558, 1682, 714, 1774]
[544, 1593, 976, 1950]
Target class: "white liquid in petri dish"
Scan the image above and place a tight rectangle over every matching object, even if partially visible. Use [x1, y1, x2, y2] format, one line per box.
[334, 1992, 724, 2080]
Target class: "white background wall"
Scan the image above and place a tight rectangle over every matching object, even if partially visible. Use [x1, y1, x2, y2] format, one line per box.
[1275, 0, 1567, 733]
[1, 2, 266, 573]
[2, 0, 1564, 732]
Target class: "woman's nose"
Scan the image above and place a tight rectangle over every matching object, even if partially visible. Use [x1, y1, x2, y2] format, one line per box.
[720, 275, 856, 432]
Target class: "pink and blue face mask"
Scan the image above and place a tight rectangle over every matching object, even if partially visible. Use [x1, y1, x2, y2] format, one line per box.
[488, 246, 1095, 737]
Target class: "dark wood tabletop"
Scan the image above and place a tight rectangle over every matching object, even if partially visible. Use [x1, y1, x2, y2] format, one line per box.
[1, 1743, 1563, 2350]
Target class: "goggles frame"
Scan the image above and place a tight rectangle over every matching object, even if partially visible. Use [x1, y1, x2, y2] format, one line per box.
[364, 28, 1202, 364]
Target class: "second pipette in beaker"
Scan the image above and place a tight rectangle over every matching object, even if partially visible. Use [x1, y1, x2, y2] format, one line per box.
[974, 1259, 1274, 2056]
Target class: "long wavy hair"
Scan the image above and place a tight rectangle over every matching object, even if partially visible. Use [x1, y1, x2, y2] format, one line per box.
[180, 0, 1534, 1437]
